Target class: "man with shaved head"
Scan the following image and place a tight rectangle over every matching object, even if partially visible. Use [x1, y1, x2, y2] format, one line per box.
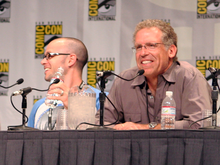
[28, 37, 101, 130]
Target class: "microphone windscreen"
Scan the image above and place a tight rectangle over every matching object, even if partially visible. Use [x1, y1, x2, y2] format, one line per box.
[138, 69, 145, 75]
[52, 78, 60, 84]
[24, 87, 32, 93]
[17, 78, 24, 84]
[208, 67, 217, 73]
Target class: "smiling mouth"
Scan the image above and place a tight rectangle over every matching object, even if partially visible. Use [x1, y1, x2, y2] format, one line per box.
[44, 68, 50, 74]
[142, 60, 152, 64]
[44, 68, 50, 71]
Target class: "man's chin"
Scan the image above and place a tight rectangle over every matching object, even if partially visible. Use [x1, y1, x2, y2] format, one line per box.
[143, 71, 155, 78]
[45, 77, 51, 82]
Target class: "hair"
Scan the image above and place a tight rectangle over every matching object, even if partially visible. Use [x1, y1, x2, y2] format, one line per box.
[59, 37, 88, 70]
[133, 19, 178, 61]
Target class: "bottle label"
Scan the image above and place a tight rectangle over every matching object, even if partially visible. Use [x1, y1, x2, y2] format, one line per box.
[161, 106, 176, 116]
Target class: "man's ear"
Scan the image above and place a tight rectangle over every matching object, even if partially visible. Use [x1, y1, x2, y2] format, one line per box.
[168, 45, 177, 59]
[68, 54, 77, 67]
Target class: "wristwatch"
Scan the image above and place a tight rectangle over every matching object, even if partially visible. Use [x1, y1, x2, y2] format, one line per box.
[149, 122, 157, 129]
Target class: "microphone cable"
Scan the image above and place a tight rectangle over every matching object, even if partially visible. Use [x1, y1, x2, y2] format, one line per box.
[10, 94, 29, 123]
[189, 106, 220, 129]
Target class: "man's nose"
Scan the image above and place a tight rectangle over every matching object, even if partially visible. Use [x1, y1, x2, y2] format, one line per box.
[140, 46, 149, 56]
[41, 57, 47, 65]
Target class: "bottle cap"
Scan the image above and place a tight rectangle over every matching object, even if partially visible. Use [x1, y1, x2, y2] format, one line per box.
[166, 91, 173, 97]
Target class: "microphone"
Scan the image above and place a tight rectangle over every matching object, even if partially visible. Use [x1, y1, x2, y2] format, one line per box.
[50, 78, 60, 84]
[206, 67, 220, 80]
[12, 87, 32, 96]
[137, 69, 145, 76]
[97, 69, 145, 81]
[0, 78, 24, 89]
[16, 78, 24, 84]
[47, 78, 60, 90]
[96, 71, 113, 79]
[209, 67, 218, 73]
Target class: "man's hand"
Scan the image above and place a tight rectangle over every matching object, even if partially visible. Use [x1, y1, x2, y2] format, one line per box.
[113, 122, 161, 130]
[47, 83, 69, 109]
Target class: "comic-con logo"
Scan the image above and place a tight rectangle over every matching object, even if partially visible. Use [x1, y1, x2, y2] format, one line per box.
[0, 59, 9, 95]
[87, 58, 115, 92]
[33, 95, 42, 105]
[196, 56, 220, 78]
[0, 0, 10, 22]
[88, 0, 116, 21]
[35, 22, 63, 59]
[197, 0, 220, 19]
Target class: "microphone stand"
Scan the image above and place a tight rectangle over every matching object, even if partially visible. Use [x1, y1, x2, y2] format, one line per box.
[87, 76, 113, 130]
[8, 93, 38, 131]
[48, 105, 57, 131]
[200, 70, 220, 129]
[99, 77, 111, 128]
[48, 108, 53, 130]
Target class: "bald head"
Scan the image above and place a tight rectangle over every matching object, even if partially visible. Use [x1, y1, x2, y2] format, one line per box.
[50, 37, 88, 70]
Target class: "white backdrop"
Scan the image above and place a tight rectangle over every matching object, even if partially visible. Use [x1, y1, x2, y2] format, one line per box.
[0, 0, 219, 130]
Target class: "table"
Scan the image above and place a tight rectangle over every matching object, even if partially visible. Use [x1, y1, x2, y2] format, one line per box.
[1, 129, 220, 165]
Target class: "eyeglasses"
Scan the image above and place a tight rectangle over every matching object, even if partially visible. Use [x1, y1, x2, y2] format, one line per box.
[44, 53, 70, 60]
[132, 43, 165, 53]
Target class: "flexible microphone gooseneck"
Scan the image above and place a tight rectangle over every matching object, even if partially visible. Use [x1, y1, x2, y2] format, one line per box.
[0, 78, 24, 89]
[97, 69, 145, 81]
[32, 78, 60, 92]
[12, 78, 61, 96]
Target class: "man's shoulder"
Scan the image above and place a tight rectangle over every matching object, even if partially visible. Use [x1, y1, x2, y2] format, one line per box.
[177, 61, 202, 77]
[178, 61, 194, 69]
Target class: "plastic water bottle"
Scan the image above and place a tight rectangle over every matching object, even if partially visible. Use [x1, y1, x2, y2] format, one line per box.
[45, 67, 64, 108]
[161, 91, 176, 129]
